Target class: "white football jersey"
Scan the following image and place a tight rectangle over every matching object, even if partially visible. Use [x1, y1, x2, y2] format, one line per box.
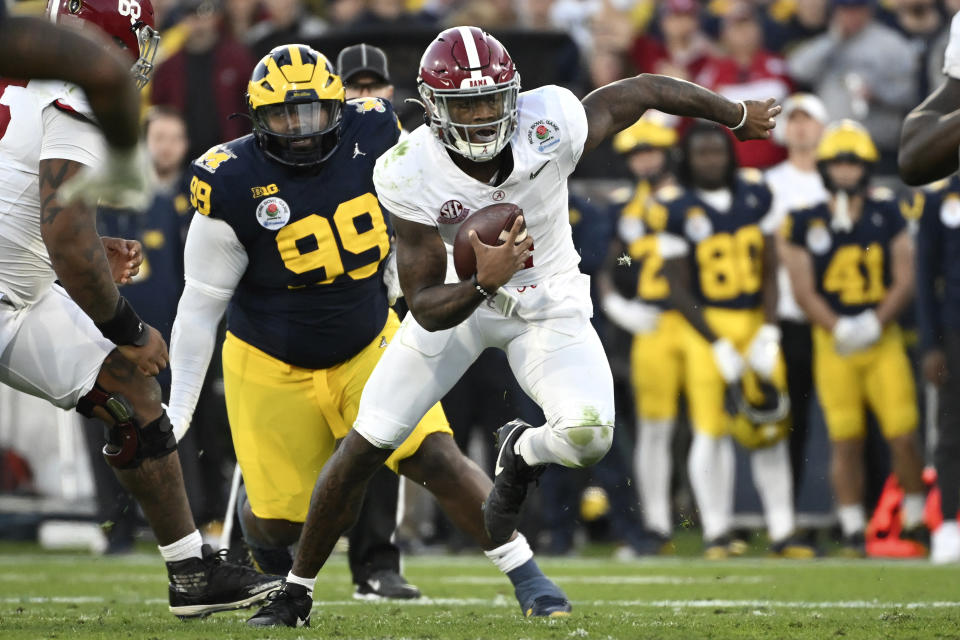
[374, 84, 588, 287]
[0, 80, 103, 307]
[945, 11, 960, 79]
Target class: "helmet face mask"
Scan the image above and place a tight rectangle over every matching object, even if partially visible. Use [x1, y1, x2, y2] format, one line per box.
[247, 45, 345, 167]
[418, 26, 520, 163]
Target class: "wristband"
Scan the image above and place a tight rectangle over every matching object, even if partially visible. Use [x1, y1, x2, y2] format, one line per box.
[95, 296, 148, 346]
[471, 273, 496, 300]
[730, 100, 748, 131]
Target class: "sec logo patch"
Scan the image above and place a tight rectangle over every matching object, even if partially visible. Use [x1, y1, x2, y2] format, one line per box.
[256, 197, 291, 230]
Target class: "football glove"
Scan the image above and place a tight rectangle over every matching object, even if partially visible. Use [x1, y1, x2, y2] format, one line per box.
[746, 323, 781, 381]
[383, 249, 403, 306]
[600, 291, 660, 335]
[833, 310, 881, 355]
[57, 144, 152, 211]
[712, 338, 745, 384]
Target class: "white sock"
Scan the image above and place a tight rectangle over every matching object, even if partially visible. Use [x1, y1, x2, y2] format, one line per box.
[838, 504, 866, 536]
[688, 432, 735, 540]
[903, 493, 926, 528]
[286, 572, 316, 594]
[158, 529, 203, 562]
[750, 440, 796, 542]
[483, 533, 534, 573]
[516, 423, 569, 467]
[636, 417, 675, 537]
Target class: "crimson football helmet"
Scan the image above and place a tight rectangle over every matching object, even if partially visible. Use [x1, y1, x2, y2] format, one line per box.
[418, 26, 520, 162]
[47, 0, 160, 89]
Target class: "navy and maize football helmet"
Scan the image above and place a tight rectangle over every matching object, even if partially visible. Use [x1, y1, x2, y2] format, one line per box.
[816, 119, 878, 195]
[247, 44, 345, 167]
[726, 375, 790, 450]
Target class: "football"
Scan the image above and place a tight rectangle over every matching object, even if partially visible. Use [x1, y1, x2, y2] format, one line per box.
[452, 202, 527, 280]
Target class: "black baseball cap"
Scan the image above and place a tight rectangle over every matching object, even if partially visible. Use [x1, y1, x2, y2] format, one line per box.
[337, 44, 391, 85]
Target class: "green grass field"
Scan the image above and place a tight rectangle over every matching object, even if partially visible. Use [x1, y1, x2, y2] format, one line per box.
[1, 541, 958, 639]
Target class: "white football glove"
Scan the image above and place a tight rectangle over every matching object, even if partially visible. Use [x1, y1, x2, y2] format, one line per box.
[712, 338, 745, 383]
[383, 250, 402, 306]
[57, 143, 152, 211]
[601, 291, 660, 335]
[832, 310, 881, 355]
[746, 323, 782, 380]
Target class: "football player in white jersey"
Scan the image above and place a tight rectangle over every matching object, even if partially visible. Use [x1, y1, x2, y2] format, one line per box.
[0, 0, 279, 618]
[900, 10, 960, 184]
[0, 3, 153, 209]
[248, 25, 779, 626]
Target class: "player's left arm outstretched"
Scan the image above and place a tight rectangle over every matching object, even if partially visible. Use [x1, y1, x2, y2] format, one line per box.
[580, 74, 779, 156]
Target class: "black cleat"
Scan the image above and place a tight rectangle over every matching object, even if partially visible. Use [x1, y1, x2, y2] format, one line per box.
[354, 569, 422, 600]
[838, 531, 867, 558]
[525, 595, 573, 617]
[901, 524, 931, 553]
[482, 420, 545, 546]
[167, 544, 281, 618]
[246, 581, 313, 628]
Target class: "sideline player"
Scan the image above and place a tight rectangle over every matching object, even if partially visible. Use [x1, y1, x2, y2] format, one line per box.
[0, 0, 278, 618]
[596, 114, 682, 549]
[247, 26, 779, 627]
[658, 122, 810, 558]
[166, 44, 569, 626]
[0, 3, 153, 208]
[335, 42, 419, 599]
[783, 120, 928, 556]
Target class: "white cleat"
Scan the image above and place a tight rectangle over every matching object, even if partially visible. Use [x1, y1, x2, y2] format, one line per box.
[931, 520, 960, 565]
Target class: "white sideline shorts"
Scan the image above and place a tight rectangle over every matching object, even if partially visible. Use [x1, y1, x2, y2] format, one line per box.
[0, 284, 114, 409]
[354, 270, 615, 449]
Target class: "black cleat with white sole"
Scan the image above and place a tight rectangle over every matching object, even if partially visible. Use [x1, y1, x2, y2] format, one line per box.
[354, 569, 422, 600]
[246, 581, 313, 628]
[167, 544, 281, 618]
[482, 420, 545, 546]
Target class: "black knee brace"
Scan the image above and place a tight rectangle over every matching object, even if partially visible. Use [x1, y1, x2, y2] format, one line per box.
[76, 386, 177, 469]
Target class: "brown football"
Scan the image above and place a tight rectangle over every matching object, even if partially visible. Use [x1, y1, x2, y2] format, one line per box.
[453, 202, 526, 280]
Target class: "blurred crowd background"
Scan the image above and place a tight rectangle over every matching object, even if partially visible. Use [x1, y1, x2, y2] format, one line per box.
[1, 0, 955, 557]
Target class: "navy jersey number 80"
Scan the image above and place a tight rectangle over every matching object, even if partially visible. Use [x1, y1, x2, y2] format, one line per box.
[188, 98, 401, 369]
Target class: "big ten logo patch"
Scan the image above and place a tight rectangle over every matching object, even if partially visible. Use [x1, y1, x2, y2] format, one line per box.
[251, 184, 279, 198]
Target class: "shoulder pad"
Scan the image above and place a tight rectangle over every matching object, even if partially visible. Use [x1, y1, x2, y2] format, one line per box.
[739, 167, 764, 184]
[656, 184, 683, 203]
[194, 144, 239, 175]
[869, 186, 895, 201]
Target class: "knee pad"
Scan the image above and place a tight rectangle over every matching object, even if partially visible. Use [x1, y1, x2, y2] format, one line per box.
[77, 386, 177, 469]
[555, 424, 614, 468]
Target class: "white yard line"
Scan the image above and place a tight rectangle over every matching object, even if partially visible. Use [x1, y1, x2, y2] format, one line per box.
[5, 596, 958, 610]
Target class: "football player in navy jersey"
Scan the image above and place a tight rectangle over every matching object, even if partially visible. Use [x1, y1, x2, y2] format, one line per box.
[167, 45, 569, 625]
[914, 174, 960, 564]
[782, 120, 928, 556]
[658, 122, 810, 559]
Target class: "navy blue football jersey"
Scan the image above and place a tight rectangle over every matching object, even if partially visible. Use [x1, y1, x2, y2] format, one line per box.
[661, 171, 773, 310]
[785, 192, 906, 316]
[188, 97, 400, 369]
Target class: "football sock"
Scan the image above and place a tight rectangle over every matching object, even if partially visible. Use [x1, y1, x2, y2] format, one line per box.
[515, 424, 558, 466]
[286, 572, 316, 595]
[236, 483, 295, 574]
[750, 440, 795, 543]
[637, 417, 675, 538]
[688, 432, 734, 541]
[159, 529, 203, 563]
[903, 493, 926, 529]
[838, 504, 866, 536]
[484, 533, 534, 573]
